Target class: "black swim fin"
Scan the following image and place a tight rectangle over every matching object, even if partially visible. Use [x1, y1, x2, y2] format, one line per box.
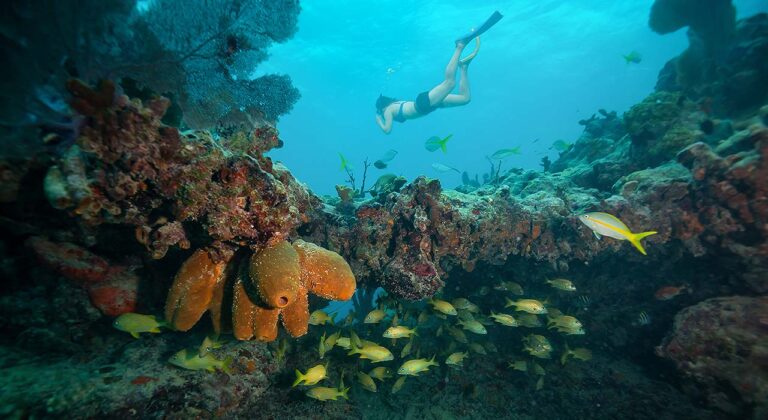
[456, 11, 503, 45]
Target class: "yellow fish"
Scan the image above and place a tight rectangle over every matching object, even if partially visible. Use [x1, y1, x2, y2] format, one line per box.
[392, 375, 407, 394]
[447, 326, 468, 344]
[335, 337, 351, 350]
[293, 364, 328, 387]
[505, 298, 548, 314]
[308, 310, 334, 326]
[350, 330, 363, 348]
[338, 152, 352, 172]
[390, 312, 400, 327]
[545, 278, 576, 291]
[451, 298, 473, 310]
[458, 319, 487, 335]
[275, 337, 290, 364]
[113, 313, 166, 338]
[397, 356, 438, 376]
[368, 366, 393, 381]
[508, 360, 527, 372]
[429, 299, 457, 316]
[168, 348, 232, 373]
[445, 351, 468, 368]
[547, 307, 564, 318]
[383, 325, 417, 339]
[318, 332, 327, 359]
[548, 315, 583, 330]
[425, 134, 453, 153]
[464, 301, 481, 313]
[489, 312, 518, 327]
[517, 313, 543, 328]
[578, 212, 657, 255]
[553, 325, 586, 335]
[364, 309, 386, 324]
[403, 309, 414, 323]
[469, 342, 487, 355]
[561, 344, 593, 365]
[348, 342, 394, 363]
[532, 362, 546, 376]
[356, 371, 377, 392]
[306, 384, 349, 401]
[417, 310, 430, 325]
[400, 337, 414, 358]
[325, 331, 341, 349]
[198, 333, 224, 357]
[457, 309, 476, 322]
[522, 334, 553, 359]
[494, 281, 524, 295]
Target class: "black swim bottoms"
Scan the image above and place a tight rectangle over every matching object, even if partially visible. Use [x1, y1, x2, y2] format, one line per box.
[414, 91, 439, 115]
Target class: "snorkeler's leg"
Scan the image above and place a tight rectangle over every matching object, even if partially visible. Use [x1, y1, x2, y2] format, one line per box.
[441, 64, 470, 107]
[428, 44, 465, 104]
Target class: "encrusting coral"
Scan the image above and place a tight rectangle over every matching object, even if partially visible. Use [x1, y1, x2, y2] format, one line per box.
[165, 239, 356, 342]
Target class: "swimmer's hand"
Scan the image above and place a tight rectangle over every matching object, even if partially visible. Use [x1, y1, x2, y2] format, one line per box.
[375, 114, 391, 134]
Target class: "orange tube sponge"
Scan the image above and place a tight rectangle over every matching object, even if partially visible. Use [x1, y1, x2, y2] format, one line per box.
[165, 249, 228, 331]
[164, 240, 356, 342]
[249, 240, 301, 309]
[280, 284, 309, 338]
[293, 239, 356, 301]
[253, 306, 280, 342]
[207, 265, 231, 334]
[232, 276, 279, 341]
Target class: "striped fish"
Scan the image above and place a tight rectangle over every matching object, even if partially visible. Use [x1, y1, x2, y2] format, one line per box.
[578, 212, 657, 255]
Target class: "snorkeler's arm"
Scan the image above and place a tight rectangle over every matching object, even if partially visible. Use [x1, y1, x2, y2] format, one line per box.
[376, 111, 393, 134]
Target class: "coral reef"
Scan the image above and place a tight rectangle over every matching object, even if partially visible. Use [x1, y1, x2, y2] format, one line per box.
[165, 240, 356, 342]
[657, 296, 768, 418]
[48, 80, 317, 254]
[1, 4, 767, 416]
[550, 108, 630, 190]
[623, 91, 706, 166]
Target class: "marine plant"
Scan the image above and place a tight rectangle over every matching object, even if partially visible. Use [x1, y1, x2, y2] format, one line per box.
[344, 158, 371, 197]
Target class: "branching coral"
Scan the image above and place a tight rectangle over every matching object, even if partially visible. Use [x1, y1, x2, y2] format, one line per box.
[165, 240, 356, 341]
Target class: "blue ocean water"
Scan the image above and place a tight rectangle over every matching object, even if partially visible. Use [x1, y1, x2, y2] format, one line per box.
[263, 0, 768, 194]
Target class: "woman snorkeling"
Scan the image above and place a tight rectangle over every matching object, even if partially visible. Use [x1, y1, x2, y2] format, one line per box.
[375, 39, 480, 134]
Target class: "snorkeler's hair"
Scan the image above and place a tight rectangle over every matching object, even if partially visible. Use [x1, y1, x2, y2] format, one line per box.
[376, 94, 397, 114]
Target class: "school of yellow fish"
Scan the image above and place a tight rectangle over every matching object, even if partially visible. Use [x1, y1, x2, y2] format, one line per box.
[282, 275, 593, 401]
